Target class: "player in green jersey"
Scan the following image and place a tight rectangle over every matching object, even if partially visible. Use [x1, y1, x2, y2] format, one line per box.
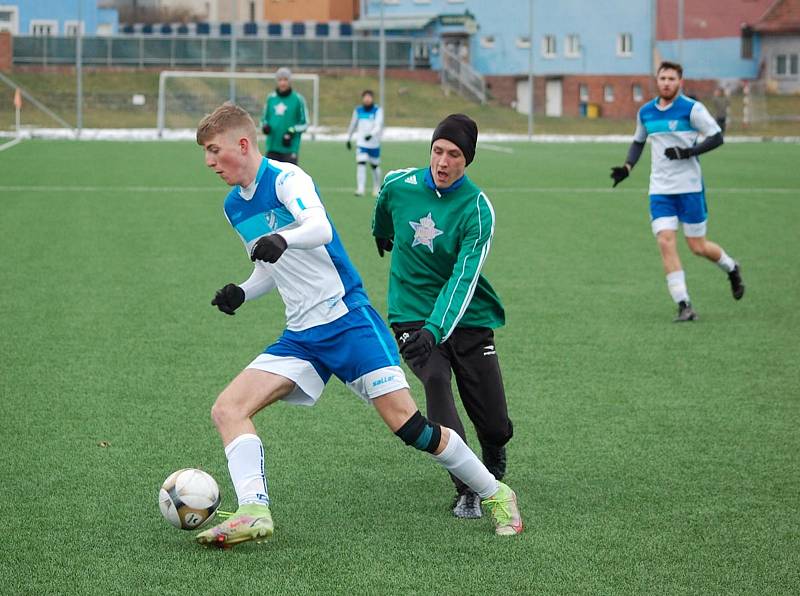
[260, 67, 308, 164]
[372, 114, 514, 519]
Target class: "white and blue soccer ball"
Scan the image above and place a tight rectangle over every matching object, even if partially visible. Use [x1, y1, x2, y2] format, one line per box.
[159, 468, 220, 530]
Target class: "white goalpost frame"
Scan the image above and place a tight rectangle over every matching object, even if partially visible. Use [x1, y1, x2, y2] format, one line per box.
[157, 70, 320, 139]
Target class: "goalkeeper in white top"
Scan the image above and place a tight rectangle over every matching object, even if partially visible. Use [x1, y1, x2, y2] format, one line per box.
[610, 62, 745, 322]
[191, 103, 523, 547]
[346, 90, 384, 197]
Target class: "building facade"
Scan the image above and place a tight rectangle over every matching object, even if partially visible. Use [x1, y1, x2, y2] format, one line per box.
[357, 0, 798, 117]
[0, 1, 118, 36]
[749, 0, 800, 93]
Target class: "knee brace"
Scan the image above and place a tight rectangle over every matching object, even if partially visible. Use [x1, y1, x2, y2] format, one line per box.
[395, 411, 441, 454]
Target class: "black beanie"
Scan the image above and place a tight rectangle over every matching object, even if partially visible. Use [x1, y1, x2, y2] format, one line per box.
[431, 113, 478, 166]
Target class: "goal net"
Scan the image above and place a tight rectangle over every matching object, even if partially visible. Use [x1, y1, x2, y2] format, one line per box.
[157, 70, 319, 138]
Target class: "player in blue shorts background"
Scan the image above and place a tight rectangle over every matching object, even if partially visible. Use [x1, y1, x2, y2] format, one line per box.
[346, 90, 384, 197]
[192, 103, 522, 546]
[610, 61, 745, 321]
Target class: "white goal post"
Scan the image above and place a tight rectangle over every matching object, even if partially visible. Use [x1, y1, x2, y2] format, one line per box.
[156, 70, 320, 139]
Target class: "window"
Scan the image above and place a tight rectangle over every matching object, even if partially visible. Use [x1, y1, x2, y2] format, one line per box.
[617, 33, 633, 56]
[579, 84, 589, 102]
[542, 35, 556, 58]
[516, 36, 531, 49]
[604, 84, 614, 102]
[632, 83, 643, 102]
[775, 54, 799, 77]
[0, 6, 19, 34]
[30, 19, 57, 36]
[741, 26, 753, 59]
[64, 20, 84, 36]
[565, 34, 580, 58]
[480, 36, 495, 49]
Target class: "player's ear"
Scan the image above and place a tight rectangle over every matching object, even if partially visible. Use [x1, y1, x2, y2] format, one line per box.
[239, 137, 249, 154]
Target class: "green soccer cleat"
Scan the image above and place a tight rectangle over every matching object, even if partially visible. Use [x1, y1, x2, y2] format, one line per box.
[195, 503, 274, 548]
[482, 482, 523, 536]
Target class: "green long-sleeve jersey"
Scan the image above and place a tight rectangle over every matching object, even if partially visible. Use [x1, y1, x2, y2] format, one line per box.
[260, 89, 308, 154]
[372, 167, 505, 344]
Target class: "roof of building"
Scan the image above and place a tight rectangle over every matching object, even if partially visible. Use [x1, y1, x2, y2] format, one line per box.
[753, 0, 800, 34]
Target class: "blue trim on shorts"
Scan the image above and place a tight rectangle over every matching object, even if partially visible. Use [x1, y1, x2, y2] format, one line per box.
[264, 305, 399, 385]
[649, 190, 708, 224]
[357, 146, 380, 158]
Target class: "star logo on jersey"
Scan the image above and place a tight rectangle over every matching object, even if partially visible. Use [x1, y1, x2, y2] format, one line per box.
[668, 120, 678, 131]
[409, 212, 443, 252]
[274, 102, 288, 116]
[404, 174, 417, 185]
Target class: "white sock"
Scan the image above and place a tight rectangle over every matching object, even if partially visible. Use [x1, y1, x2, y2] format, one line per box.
[666, 270, 690, 304]
[716, 250, 736, 273]
[432, 430, 499, 499]
[371, 165, 382, 190]
[225, 433, 269, 506]
[356, 163, 366, 193]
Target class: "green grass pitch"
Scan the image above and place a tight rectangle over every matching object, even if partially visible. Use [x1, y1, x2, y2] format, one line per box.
[1, 139, 798, 595]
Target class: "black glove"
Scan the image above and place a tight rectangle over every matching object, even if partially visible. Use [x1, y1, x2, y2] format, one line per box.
[346, 140, 352, 150]
[610, 166, 630, 187]
[665, 146, 693, 160]
[261, 123, 271, 135]
[399, 329, 436, 368]
[250, 234, 288, 263]
[364, 134, 372, 141]
[211, 283, 245, 316]
[375, 237, 393, 258]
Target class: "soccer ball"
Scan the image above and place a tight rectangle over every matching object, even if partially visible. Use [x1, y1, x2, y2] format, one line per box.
[159, 468, 220, 530]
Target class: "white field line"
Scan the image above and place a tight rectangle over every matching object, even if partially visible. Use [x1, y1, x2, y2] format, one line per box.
[0, 137, 22, 152]
[479, 143, 515, 154]
[0, 185, 796, 195]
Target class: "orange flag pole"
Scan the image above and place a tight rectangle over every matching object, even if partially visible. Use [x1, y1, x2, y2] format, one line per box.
[13, 87, 21, 134]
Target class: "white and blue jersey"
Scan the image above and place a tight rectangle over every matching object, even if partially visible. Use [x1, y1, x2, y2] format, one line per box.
[634, 95, 721, 195]
[224, 158, 369, 331]
[224, 157, 409, 405]
[346, 104, 383, 151]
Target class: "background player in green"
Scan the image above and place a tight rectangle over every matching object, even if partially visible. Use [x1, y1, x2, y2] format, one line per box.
[372, 114, 514, 519]
[260, 67, 308, 164]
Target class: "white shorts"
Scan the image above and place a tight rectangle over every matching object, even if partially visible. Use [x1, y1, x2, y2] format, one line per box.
[247, 355, 408, 406]
[651, 216, 707, 238]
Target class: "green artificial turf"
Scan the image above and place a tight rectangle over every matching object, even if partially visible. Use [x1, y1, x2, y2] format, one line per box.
[0, 139, 798, 595]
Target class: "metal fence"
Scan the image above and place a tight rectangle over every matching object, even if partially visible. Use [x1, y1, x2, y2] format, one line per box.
[12, 35, 435, 70]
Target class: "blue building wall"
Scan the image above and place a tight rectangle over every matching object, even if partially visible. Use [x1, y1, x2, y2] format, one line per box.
[656, 37, 761, 80]
[363, 0, 763, 80]
[12, 0, 118, 35]
[363, 0, 655, 76]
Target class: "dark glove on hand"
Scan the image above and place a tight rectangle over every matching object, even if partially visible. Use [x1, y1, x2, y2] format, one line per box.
[364, 134, 372, 141]
[211, 283, 245, 316]
[375, 237, 393, 257]
[665, 146, 693, 160]
[610, 166, 630, 187]
[346, 140, 352, 150]
[250, 234, 288, 263]
[281, 133, 292, 147]
[261, 123, 271, 135]
[399, 329, 436, 368]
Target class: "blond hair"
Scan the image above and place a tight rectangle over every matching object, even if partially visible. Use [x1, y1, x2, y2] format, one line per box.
[196, 102, 257, 145]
